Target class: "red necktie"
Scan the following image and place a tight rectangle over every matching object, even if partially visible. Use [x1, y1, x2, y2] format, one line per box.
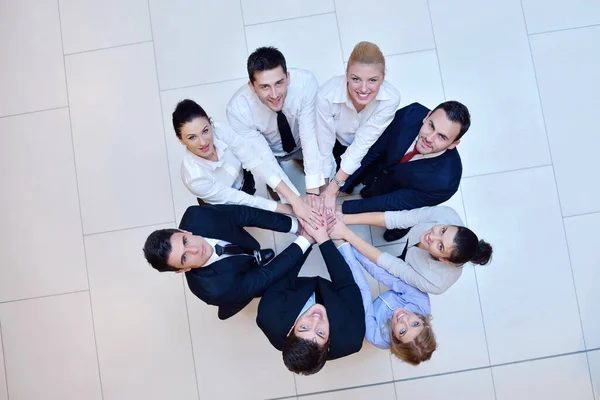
[400, 147, 420, 163]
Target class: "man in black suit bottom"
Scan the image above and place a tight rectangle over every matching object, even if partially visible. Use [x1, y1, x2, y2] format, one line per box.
[257, 216, 365, 375]
[143, 204, 312, 320]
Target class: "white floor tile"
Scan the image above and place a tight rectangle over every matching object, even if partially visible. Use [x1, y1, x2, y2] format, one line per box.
[58, 0, 151, 54]
[493, 353, 594, 400]
[462, 167, 584, 364]
[564, 213, 600, 349]
[530, 26, 600, 216]
[0, 109, 88, 302]
[245, 13, 344, 85]
[385, 50, 445, 111]
[160, 79, 248, 223]
[335, 0, 434, 59]
[185, 293, 296, 400]
[295, 345, 394, 395]
[85, 224, 198, 400]
[589, 350, 600, 397]
[522, 0, 600, 34]
[149, 0, 247, 90]
[395, 368, 496, 400]
[241, 0, 334, 25]
[429, 0, 551, 177]
[392, 267, 489, 379]
[0, 330, 7, 400]
[0, 0, 67, 117]
[304, 383, 396, 399]
[0, 293, 102, 400]
[65, 42, 174, 234]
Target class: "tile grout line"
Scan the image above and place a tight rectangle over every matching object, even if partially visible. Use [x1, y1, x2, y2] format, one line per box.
[63, 40, 154, 57]
[145, 1, 201, 399]
[0, 106, 68, 120]
[239, 0, 250, 58]
[243, 11, 335, 27]
[331, 1, 346, 65]
[160, 76, 247, 93]
[268, 347, 600, 399]
[457, 184, 498, 400]
[0, 320, 11, 400]
[528, 22, 600, 37]
[0, 289, 90, 305]
[385, 48, 437, 59]
[462, 163, 553, 180]
[84, 221, 176, 237]
[425, 0, 447, 102]
[563, 210, 600, 220]
[520, 1, 595, 399]
[55, 1, 105, 398]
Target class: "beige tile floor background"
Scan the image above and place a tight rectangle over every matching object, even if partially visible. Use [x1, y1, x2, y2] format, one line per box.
[1, 0, 600, 399]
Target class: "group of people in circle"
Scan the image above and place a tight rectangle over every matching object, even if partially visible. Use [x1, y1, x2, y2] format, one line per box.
[143, 41, 493, 375]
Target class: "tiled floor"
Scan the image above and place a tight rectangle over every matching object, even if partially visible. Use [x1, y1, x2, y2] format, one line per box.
[0, 0, 599, 399]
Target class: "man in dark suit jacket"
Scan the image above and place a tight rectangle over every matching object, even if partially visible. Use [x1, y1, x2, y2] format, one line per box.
[256, 222, 365, 375]
[143, 204, 311, 320]
[340, 101, 470, 241]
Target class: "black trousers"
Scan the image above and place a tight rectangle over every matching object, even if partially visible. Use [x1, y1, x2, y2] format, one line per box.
[197, 169, 256, 206]
[333, 139, 347, 171]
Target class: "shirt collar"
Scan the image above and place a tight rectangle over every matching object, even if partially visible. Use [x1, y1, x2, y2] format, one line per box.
[185, 137, 228, 171]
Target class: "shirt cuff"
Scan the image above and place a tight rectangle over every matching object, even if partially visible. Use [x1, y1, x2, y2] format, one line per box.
[266, 175, 283, 190]
[336, 242, 351, 250]
[340, 155, 360, 176]
[294, 236, 312, 253]
[305, 172, 325, 190]
[288, 217, 299, 234]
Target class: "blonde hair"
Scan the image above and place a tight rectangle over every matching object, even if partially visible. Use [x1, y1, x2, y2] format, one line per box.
[389, 315, 437, 365]
[347, 41, 385, 72]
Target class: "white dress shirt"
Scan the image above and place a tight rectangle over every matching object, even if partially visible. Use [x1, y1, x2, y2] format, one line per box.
[226, 68, 324, 190]
[376, 206, 464, 295]
[181, 121, 297, 212]
[203, 234, 309, 267]
[316, 75, 401, 178]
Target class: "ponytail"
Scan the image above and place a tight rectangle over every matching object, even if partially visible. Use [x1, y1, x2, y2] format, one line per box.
[448, 226, 493, 266]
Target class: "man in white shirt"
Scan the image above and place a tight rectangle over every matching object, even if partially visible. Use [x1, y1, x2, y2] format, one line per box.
[227, 46, 324, 211]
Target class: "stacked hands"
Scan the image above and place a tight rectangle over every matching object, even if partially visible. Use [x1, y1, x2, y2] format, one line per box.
[296, 196, 347, 244]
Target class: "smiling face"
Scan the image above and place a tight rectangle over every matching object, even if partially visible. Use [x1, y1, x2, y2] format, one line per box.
[178, 117, 216, 159]
[166, 231, 214, 272]
[291, 304, 330, 346]
[249, 66, 290, 112]
[419, 224, 459, 262]
[391, 308, 425, 343]
[346, 62, 384, 111]
[415, 108, 462, 155]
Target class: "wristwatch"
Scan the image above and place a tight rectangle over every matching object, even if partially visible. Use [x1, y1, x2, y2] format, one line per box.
[333, 177, 346, 188]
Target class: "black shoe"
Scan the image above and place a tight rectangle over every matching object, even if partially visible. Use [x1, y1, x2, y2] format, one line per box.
[254, 248, 275, 266]
[266, 185, 280, 201]
[383, 228, 410, 242]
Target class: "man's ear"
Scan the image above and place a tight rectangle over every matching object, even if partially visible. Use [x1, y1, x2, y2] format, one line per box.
[175, 268, 191, 274]
[447, 139, 460, 150]
[179, 229, 192, 234]
[248, 80, 256, 94]
[422, 111, 431, 124]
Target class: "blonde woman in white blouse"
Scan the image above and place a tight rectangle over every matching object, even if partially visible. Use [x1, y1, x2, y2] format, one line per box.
[174, 99, 321, 224]
[318, 41, 401, 213]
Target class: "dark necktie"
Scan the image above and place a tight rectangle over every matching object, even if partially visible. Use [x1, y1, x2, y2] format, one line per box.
[276, 111, 296, 153]
[215, 243, 253, 257]
[400, 146, 420, 163]
[315, 289, 324, 305]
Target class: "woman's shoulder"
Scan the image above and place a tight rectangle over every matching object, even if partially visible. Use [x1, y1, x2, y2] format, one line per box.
[318, 75, 346, 97]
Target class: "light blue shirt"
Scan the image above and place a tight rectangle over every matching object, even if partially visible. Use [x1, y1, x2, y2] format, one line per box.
[337, 243, 431, 349]
[296, 292, 316, 321]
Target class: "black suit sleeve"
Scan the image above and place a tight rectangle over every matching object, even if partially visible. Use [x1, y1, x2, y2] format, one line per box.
[342, 186, 456, 214]
[219, 204, 293, 232]
[343, 107, 408, 191]
[231, 242, 305, 304]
